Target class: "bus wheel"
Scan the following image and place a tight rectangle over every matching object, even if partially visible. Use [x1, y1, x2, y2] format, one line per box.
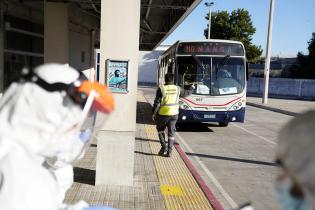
[219, 122, 229, 127]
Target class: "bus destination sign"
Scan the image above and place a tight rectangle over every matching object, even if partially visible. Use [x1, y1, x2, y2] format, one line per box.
[177, 42, 245, 56]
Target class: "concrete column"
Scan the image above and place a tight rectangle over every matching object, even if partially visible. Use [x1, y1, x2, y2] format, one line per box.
[96, 0, 140, 186]
[0, 6, 4, 93]
[44, 1, 69, 64]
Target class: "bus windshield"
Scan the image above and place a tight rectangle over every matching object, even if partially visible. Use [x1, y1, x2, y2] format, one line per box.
[177, 56, 245, 96]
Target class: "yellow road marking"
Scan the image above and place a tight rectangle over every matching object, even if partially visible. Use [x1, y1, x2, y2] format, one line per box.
[144, 124, 213, 210]
[160, 185, 185, 196]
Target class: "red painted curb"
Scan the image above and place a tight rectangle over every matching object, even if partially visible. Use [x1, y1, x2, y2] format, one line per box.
[174, 142, 224, 210]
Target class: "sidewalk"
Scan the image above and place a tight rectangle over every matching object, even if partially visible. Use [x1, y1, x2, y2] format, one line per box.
[247, 96, 315, 116]
[64, 91, 219, 210]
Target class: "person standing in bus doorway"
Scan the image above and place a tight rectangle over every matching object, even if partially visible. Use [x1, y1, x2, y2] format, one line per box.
[152, 73, 180, 157]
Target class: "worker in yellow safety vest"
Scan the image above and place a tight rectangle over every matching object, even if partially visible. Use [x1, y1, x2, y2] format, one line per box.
[152, 73, 181, 157]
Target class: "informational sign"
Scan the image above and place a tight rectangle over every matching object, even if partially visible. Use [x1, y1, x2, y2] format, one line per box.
[107, 59, 129, 93]
[219, 87, 238, 95]
[177, 42, 245, 56]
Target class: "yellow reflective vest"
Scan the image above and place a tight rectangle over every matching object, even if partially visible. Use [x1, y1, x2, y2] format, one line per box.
[158, 85, 180, 116]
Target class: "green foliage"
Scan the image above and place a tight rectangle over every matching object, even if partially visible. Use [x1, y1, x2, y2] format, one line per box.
[291, 33, 315, 79]
[204, 9, 262, 63]
[307, 32, 315, 63]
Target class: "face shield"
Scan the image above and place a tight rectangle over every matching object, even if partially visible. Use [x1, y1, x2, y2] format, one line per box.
[27, 64, 114, 166]
[55, 80, 115, 165]
[67, 81, 114, 162]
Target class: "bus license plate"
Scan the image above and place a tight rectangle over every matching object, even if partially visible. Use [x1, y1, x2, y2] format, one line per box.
[204, 114, 216, 119]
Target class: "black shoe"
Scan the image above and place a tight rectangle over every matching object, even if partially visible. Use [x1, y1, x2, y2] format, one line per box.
[158, 147, 166, 156]
[165, 149, 172, 157]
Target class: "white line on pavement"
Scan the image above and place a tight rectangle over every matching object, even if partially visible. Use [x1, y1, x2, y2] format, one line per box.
[231, 123, 276, 146]
[176, 132, 238, 209]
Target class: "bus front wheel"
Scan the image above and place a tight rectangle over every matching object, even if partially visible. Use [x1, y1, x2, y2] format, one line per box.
[219, 122, 229, 127]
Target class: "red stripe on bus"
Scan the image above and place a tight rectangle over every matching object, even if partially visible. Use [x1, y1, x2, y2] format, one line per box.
[181, 95, 244, 107]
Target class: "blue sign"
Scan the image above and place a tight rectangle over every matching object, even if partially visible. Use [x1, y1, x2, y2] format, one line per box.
[107, 59, 129, 93]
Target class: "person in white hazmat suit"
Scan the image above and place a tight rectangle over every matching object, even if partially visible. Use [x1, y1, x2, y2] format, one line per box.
[235, 110, 315, 210]
[0, 64, 115, 210]
[274, 110, 315, 210]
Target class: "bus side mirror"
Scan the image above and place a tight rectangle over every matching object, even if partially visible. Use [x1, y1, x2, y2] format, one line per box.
[246, 62, 249, 81]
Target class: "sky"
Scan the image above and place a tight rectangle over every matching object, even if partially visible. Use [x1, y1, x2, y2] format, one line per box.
[162, 0, 315, 57]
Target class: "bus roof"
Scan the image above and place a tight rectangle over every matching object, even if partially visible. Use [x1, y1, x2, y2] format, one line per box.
[176, 39, 244, 45]
[161, 39, 245, 57]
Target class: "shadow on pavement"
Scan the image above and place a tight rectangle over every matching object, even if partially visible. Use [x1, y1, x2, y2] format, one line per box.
[135, 137, 159, 143]
[186, 152, 277, 167]
[177, 122, 214, 132]
[136, 101, 155, 125]
[135, 151, 159, 156]
[73, 167, 96, 185]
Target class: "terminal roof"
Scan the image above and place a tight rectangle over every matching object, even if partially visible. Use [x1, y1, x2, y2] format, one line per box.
[17, 0, 202, 50]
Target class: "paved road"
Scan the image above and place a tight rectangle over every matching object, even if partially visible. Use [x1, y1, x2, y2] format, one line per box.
[140, 87, 296, 210]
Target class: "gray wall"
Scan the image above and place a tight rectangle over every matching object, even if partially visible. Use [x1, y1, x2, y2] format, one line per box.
[138, 50, 162, 86]
[69, 30, 91, 70]
[248, 77, 315, 99]
[45, 2, 98, 70]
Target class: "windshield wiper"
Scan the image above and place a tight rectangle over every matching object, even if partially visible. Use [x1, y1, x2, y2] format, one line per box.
[191, 54, 211, 94]
[216, 55, 231, 79]
[218, 55, 231, 70]
[192, 54, 207, 73]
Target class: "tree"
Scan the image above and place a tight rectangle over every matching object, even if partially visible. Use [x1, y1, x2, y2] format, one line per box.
[293, 32, 315, 78]
[204, 9, 262, 63]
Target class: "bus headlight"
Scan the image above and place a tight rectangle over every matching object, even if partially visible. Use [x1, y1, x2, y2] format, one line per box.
[179, 100, 191, 110]
[229, 100, 242, 111]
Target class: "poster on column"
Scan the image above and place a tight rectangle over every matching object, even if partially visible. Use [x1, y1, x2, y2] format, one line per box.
[107, 59, 129, 93]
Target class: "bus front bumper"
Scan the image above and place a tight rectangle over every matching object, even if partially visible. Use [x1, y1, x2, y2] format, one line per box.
[178, 108, 245, 123]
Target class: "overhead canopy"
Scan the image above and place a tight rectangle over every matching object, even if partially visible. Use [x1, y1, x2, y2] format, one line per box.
[139, 0, 201, 50]
[15, 0, 202, 50]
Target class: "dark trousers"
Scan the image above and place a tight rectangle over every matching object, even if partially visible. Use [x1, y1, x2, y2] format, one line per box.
[156, 114, 178, 150]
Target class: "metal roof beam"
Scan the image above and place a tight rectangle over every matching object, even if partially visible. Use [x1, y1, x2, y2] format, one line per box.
[153, 0, 202, 49]
[141, 4, 189, 10]
[142, 18, 153, 32]
[140, 28, 167, 34]
[87, 0, 100, 14]
[145, 0, 153, 19]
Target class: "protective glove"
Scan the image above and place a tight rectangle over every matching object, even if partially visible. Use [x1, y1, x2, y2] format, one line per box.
[79, 129, 92, 143]
[83, 206, 117, 210]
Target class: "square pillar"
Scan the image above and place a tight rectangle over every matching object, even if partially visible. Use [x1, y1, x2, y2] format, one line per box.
[44, 1, 69, 64]
[96, 0, 140, 186]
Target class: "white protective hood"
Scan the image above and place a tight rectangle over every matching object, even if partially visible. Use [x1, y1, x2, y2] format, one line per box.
[0, 82, 83, 159]
[277, 110, 315, 210]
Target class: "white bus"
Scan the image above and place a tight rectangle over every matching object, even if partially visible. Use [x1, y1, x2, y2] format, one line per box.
[158, 40, 248, 127]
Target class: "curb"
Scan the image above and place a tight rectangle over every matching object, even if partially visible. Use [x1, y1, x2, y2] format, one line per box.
[247, 93, 315, 101]
[246, 102, 299, 117]
[174, 142, 224, 210]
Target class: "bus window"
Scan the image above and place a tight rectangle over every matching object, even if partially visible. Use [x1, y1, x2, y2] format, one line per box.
[177, 56, 211, 91]
[211, 57, 245, 95]
[176, 56, 245, 96]
[167, 62, 173, 74]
